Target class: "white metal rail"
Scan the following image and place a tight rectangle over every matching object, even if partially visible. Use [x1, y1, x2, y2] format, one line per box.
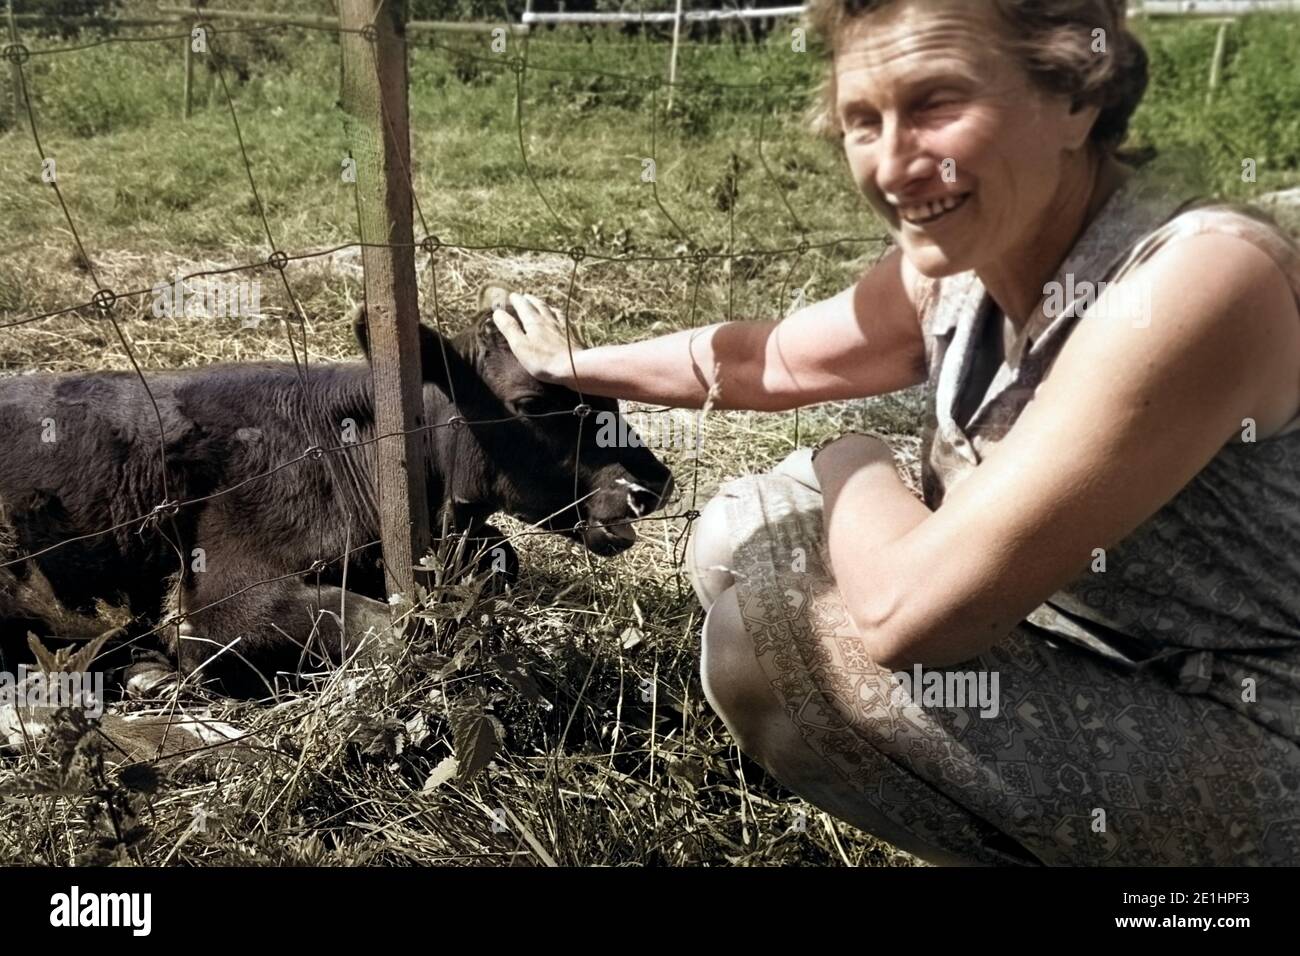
[520, 1, 1300, 26]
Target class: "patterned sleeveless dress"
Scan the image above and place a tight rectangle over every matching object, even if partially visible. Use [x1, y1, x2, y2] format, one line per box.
[714, 170, 1300, 865]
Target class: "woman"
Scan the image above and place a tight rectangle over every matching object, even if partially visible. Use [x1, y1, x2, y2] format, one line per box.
[493, 0, 1300, 864]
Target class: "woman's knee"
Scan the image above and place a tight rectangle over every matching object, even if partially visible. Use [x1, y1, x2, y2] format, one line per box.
[700, 587, 781, 753]
[684, 490, 738, 610]
[686, 469, 817, 611]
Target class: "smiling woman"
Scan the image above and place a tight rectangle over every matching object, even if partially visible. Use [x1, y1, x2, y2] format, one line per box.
[493, 0, 1300, 865]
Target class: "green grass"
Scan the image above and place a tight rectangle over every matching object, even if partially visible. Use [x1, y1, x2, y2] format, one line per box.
[1133, 13, 1300, 187]
[0, 6, 1297, 867]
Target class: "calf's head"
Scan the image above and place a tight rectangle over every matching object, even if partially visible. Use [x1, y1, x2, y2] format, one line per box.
[354, 294, 674, 556]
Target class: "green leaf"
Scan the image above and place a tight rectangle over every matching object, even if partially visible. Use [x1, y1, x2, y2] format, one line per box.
[450, 694, 503, 780]
[433, 629, 483, 681]
[345, 715, 406, 759]
[493, 651, 541, 705]
[117, 763, 160, 794]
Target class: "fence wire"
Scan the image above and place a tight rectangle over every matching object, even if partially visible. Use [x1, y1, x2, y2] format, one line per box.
[3, 6, 1259, 764]
[0, 9, 893, 722]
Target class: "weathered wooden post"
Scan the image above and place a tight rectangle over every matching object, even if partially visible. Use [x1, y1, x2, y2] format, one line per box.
[1206, 19, 1230, 105]
[6, 0, 20, 128]
[338, 0, 430, 601]
[667, 0, 684, 110]
[182, 20, 194, 118]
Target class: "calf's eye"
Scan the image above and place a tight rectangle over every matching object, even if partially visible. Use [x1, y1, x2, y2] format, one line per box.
[510, 396, 548, 417]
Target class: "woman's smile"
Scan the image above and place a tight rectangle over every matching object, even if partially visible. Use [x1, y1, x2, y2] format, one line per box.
[896, 191, 972, 226]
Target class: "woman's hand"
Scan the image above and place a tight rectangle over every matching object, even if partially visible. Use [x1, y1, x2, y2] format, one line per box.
[491, 292, 586, 385]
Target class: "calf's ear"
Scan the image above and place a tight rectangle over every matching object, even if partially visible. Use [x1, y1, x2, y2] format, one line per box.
[477, 282, 513, 313]
[352, 303, 473, 397]
[416, 323, 478, 396]
[349, 303, 369, 352]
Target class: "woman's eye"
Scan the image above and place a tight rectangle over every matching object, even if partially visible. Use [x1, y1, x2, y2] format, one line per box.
[922, 92, 965, 111]
[844, 112, 880, 135]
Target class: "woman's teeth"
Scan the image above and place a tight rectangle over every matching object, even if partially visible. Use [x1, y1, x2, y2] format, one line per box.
[898, 192, 970, 225]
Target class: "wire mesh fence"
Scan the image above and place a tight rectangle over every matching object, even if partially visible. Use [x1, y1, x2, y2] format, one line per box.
[0, 2, 896, 744]
[0, 0, 1294, 773]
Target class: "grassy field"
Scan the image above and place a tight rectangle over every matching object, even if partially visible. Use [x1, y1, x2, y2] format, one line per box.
[0, 2, 1297, 865]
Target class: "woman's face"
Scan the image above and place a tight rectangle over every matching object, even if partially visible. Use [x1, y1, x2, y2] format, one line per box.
[835, 0, 1099, 278]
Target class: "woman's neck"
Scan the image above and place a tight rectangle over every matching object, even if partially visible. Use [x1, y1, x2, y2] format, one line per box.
[978, 150, 1132, 329]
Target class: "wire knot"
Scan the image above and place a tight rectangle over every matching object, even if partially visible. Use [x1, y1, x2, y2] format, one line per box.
[140, 500, 180, 534]
[91, 288, 117, 314]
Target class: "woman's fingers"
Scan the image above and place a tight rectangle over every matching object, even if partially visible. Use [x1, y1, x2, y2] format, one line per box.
[504, 291, 586, 344]
[509, 292, 565, 338]
[523, 292, 552, 318]
[509, 292, 544, 330]
[492, 308, 524, 345]
[496, 291, 588, 384]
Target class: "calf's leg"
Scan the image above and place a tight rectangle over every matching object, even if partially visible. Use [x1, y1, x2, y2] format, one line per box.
[173, 576, 403, 696]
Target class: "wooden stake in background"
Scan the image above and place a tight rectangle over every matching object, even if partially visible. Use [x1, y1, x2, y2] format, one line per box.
[6, 0, 20, 128]
[182, 19, 194, 119]
[667, 0, 684, 111]
[338, 0, 430, 602]
[1206, 19, 1231, 104]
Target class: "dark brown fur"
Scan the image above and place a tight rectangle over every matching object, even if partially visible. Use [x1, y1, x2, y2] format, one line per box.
[0, 305, 672, 695]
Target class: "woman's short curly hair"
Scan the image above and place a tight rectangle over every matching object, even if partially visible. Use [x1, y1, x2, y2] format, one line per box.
[807, 0, 1149, 154]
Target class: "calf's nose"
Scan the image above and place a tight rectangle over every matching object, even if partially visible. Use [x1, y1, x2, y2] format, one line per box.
[616, 473, 674, 516]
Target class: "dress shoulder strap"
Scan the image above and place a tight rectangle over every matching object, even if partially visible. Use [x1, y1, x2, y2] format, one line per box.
[1111, 199, 1300, 296]
[1131, 200, 1300, 437]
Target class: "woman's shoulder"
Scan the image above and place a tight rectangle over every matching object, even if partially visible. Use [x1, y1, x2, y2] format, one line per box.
[1113, 191, 1300, 292]
[1102, 191, 1300, 441]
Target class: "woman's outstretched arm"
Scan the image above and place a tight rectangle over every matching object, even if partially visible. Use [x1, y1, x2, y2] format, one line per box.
[492, 247, 930, 412]
[815, 233, 1300, 671]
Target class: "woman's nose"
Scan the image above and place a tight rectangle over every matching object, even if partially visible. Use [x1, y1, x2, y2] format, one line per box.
[874, 117, 930, 200]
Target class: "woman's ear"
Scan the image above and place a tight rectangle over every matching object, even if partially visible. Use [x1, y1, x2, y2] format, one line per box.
[478, 282, 514, 313]
[1064, 96, 1103, 151]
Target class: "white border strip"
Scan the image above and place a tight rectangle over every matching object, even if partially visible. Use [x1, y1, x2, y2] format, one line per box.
[1139, 0, 1300, 13]
[523, 6, 805, 25]
[521, 1, 1300, 25]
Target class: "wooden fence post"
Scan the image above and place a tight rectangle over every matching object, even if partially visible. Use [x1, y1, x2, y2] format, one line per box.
[6, 0, 20, 128]
[338, 0, 430, 602]
[182, 21, 194, 119]
[667, 0, 683, 110]
[1206, 19, 1230, 104]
